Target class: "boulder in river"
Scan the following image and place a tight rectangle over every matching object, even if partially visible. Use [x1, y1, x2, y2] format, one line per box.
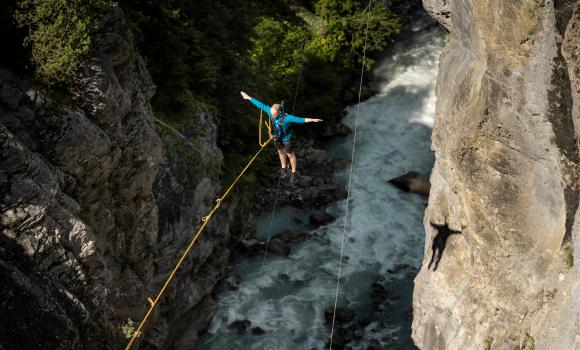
[239, 239, 265, 254]
[324, 307, 355, 324]
[228, 319, 251, 335]
[368, 339, 382, 350]
[310, 211, 336, 227]
[321, 122, 352, 138]
[387, 263, 413, 274]
[331, 157, 351, 171]
[268, 238, 291, 256]
[251, 327, 266, 336]
[332, 188, 348, 201]
[371, 282, 401, 307]
[388, 171, 430, 196]
[276, 230, 310, 244]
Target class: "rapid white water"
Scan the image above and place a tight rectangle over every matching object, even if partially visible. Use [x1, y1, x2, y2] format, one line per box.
[197, 26, 445, 350]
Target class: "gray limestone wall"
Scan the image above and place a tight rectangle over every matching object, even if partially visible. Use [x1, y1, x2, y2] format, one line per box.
[412, 0, 580, 349]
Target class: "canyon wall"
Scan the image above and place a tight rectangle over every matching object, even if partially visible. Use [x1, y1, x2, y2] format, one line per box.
[0, 8, 239, 349]
[413, 0, 580, 349]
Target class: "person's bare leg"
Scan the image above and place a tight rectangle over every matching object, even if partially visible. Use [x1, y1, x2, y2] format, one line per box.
[288, 152, 297, 173]
[278, 150, 287, 169]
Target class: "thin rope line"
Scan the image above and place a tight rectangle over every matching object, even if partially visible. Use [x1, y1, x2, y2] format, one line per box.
[328, 1, 372, 348]
[261, 173, 283, 267]
[153, 117, 203, 154]
[291, 44, 306, 115]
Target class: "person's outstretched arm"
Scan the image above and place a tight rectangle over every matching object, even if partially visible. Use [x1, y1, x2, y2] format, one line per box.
[284, 114, 323, 124]
[240, 91, 270, 114]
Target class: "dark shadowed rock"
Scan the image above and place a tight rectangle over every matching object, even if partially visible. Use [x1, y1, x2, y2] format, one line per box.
[335, 123, 352, 136]
[251, 327, 266, 336]
[324, 307, 355, 324]
[276, 230, 310, 244]
[387, 263, 413, 274]
[332, 157, 351, 171]
[268, 238, 291, 256]
[321, 122, 352, 138]
[239, 239, 266, 254]
[367, 339, 382, 350]
[332, 188, 348, 201]
[310, 211, 336, 227]
[372, 282, 401, 307]
[228, 320, 251, 335]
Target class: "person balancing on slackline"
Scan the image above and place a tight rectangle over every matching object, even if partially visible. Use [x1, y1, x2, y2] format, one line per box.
[241, 91, 323, 184]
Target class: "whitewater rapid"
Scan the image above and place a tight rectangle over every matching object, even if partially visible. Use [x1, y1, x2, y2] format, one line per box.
[197, 25, 445, 350]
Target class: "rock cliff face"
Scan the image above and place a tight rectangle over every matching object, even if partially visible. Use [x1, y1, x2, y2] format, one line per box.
[0, 7, 235, 349]
[413, 0, 580, 349]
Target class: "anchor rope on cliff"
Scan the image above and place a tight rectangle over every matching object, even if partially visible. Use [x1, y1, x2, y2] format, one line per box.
[152, 116, 203, 154]
[124, 112, 274, 350]
[329, 0, 372, 348]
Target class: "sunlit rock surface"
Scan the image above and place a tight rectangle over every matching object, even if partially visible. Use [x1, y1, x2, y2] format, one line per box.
[413, 1, 580, 349]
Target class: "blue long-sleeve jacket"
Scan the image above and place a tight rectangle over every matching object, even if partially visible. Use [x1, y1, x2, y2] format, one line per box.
[250, 98, 305, 142]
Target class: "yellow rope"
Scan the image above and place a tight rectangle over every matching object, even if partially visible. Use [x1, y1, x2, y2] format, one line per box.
[124, 131, 272, 350]
[258, 109, 273, 147]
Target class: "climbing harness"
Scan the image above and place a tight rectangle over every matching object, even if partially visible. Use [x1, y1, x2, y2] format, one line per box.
[124, 113, 274, 350]
[329, 1, 372, 349]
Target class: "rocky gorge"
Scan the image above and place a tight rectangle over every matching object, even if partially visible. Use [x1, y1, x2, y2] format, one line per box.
[413, 0, 580, 349]
[2, 0, 579, 349]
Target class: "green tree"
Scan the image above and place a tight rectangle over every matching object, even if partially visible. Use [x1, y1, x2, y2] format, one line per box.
[311, 0, 400, 70]
[15, 0, 113, 84]
[249, 17, 310, 100]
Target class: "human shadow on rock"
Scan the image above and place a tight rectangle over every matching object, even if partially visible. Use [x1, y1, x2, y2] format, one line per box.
[428, 223, 461, 271]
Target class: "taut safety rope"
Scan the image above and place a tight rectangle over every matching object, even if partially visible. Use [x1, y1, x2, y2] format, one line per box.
[328, 0, 372, 349]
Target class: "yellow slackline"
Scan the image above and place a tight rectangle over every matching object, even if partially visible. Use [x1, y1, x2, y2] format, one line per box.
[124, 114, 273, 350]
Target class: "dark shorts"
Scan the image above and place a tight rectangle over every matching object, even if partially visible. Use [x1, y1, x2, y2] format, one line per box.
[274, 138, 293, 154]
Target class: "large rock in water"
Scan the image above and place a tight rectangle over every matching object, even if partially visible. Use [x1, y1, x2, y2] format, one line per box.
[0, 6, 235, 350]
[388, 171, 431, 196]
[413, 1, 580, 350]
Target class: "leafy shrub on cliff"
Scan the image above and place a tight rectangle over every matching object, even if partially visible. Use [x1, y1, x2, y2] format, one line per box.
[312, 0, 400, 70]
[15, 0, 112, 84]
[120, 318, 140, 340]
[250, 17, 310, 99]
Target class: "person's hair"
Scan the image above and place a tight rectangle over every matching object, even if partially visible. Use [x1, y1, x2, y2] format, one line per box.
[271, 103, 281, 118]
